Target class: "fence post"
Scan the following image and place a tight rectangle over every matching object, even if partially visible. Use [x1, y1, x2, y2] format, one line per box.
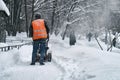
[8, 46, 10, 50]
[2, 48, 3, 51]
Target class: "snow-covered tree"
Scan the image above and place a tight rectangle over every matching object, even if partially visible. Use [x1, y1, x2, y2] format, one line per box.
[0, 0, 10, 42]
[0, 0, 10, 16]
[1, 0, 120, 43]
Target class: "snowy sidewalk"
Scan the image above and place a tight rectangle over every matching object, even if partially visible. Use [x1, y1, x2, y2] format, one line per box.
[1, 37, 120, 80]
[0, 45, 62, 80]
[51, 39, 120, 80]
[1, 63, 61, 80]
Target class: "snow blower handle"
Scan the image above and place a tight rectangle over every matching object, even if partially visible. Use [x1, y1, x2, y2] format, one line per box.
[46, 38, 49, 43]
[46, 33, 50, 42]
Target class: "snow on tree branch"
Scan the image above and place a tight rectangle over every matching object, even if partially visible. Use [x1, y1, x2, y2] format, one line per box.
[0, 0, 10, 16]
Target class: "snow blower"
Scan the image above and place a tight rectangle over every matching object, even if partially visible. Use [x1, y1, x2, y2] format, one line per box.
[35, 40, 52, 62]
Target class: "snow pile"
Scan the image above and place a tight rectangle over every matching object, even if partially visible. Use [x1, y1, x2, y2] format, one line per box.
[0, 49, 20, 72]
[49, 34, 70, 48]
[0, 0, 10, 16]
[0, 43, 9, 47]
[6, 32, 32, 42]
[6, 32, 32, 46]
[18, 45, 32, 63]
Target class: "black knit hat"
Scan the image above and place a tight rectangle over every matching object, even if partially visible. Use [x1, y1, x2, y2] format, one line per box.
[35, 13, 41, 19]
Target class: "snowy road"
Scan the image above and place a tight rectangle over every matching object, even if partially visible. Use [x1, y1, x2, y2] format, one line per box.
[1, 36, 120, 80]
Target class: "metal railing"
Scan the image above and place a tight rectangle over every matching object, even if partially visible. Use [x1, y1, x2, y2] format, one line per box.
[0, 42, 32, 52]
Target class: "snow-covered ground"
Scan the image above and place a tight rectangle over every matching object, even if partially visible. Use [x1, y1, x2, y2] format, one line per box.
[1, 33, 120, 80]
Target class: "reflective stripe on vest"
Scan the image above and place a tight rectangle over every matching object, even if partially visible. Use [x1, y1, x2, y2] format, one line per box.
[32, 19, 47, 40]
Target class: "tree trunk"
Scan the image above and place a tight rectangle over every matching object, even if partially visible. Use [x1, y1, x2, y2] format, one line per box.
[31, 0, 35, 22]
[50, 0, 57, 34]
[0, 29, 6, 42]
[24, 0, 29, 37]
[62, 24, 69, 40]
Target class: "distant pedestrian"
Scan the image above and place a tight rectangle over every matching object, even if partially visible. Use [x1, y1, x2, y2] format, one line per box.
[29, 13, 49, 65]
[112, 37, 116, 47]
[69, 31, 76, 46]
[87, 32, 92, 42]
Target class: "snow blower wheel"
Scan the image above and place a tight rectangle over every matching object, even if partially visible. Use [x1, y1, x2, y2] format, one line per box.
[35, 47, 52, 62]
[47, 53, 52, 62]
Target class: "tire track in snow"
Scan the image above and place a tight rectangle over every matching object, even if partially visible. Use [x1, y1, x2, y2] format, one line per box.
[53, 56, 96, 80]
[52, 58, 66, 80]
[53, 55, 120, 80]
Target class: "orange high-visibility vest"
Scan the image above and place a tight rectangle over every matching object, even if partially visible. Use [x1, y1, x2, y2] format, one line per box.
[32, 19, 47, 40]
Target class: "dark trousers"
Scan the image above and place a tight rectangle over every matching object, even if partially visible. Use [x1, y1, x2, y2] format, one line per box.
[32, 39, 46, 64]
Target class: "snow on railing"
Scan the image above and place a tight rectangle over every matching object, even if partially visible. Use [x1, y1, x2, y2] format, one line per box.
[0, 42, 32, 52]
[6, 40, 32, 43]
